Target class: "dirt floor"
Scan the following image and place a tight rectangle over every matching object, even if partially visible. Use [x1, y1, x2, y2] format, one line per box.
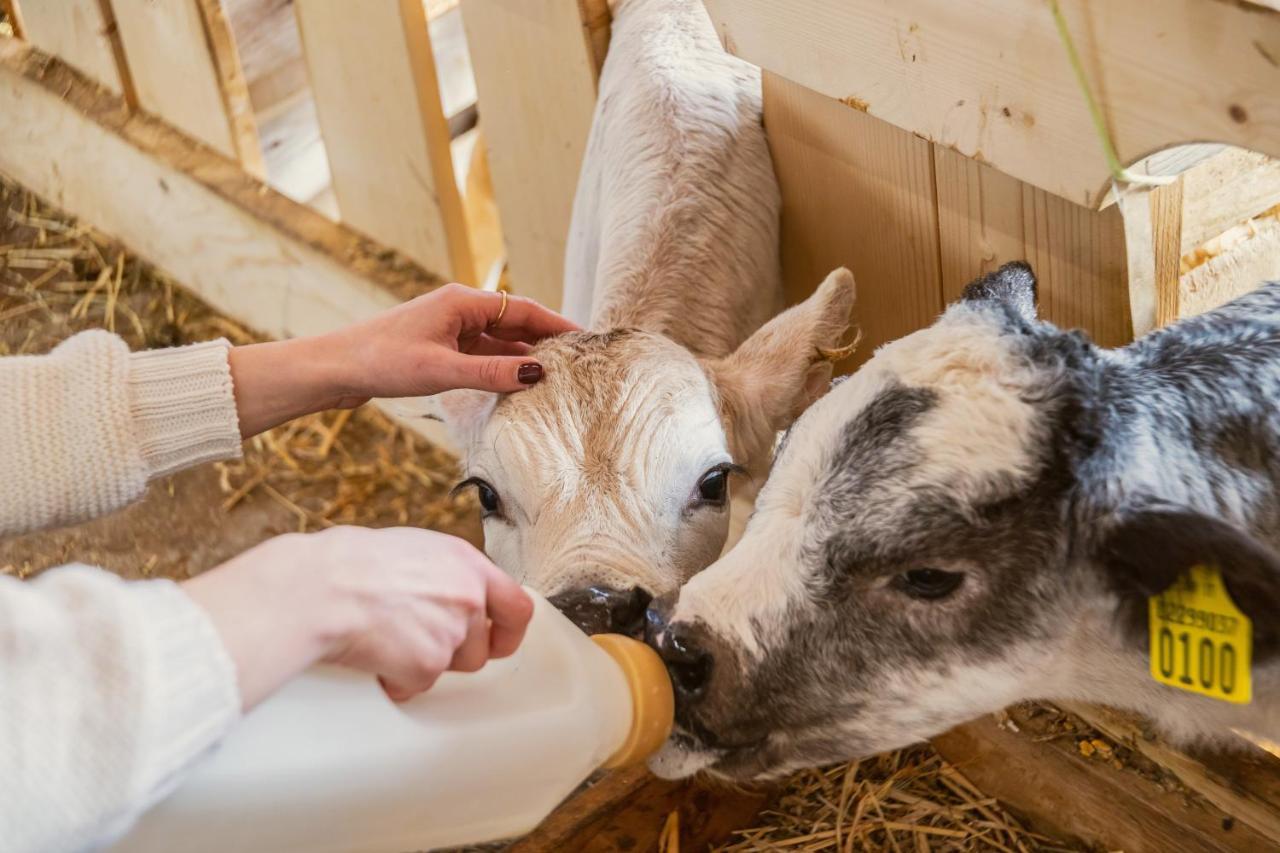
[0, 176, 1091, 851]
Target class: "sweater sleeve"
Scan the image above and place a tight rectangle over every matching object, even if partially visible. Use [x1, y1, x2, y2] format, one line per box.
[0, 566, 242, 853]
[0, 331, 244, 537]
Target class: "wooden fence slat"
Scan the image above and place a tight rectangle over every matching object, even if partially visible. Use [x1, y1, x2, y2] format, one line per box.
[763, 73, 944, 370]
[110, 0, 263, 174]
[461, 0, 602, 309]
[703, 0, 1280, 210]
[295, 0, 473, 283]
[934, 147, 1132, 346]
[16, 0, 129, 96]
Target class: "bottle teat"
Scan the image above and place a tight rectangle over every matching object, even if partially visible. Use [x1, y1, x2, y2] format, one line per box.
[590, 634, 675, 767]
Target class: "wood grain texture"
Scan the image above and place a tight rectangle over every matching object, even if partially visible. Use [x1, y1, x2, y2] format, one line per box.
[933, 715, 1275, 852]
[17, 0, 127, 95]
[703, 0, 1280, 209]
[1063, 703, 1280, 845]
[507, 766, 771, 853]
[461, 0, 602, 309]
[1150, 178, 1185, 328]
[295, 0, 474, 283]
[1181, 219, 1280, 318]
[1181, 149, 1280, 254]
[764, 73, 944, 370]
[111, 0, 261, 169]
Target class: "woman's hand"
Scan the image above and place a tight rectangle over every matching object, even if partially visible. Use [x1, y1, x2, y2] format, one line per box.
[182, 526, 534, 709]
[228, 285, 580, 438]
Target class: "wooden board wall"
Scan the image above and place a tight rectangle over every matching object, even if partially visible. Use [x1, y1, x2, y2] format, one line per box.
[295, 0, 474, 283]
[16, 0, 130, 97]
[110, 0, 264, 175]
[462, 0, 604, 309]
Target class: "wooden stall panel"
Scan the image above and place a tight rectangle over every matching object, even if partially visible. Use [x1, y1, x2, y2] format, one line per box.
[764, 73, 944, 369]
[17, 0, 129, 96]
[296, 0, 473, 282]
[462, 0, 602, 309]
[704, 0, 1280, 210]
[935, 147, 1131, 347]
[110, 0, 264, 174]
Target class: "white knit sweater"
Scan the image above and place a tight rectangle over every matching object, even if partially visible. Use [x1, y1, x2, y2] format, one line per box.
[0, 331, 246, 852]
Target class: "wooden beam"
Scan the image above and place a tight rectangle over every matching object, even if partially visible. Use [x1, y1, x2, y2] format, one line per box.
[1181, 149, 1280, 254]
[110, 0, 264, 175]
[1151, 178, 1185, 328]
[934, 146, 1132, 346]
[1, 0, 25, 38]
[295, 0, 475, 284]
[461, 0, 603, 309]
[702, 0, 1280, 209]
[933, 712, 1275, 852]
[507, 765, 771, 852]
[1062, 703, 1280, 845]
[1181, 218, 1280, 318]
[763, 73, 945, 371]
[17, 0, 130, 97]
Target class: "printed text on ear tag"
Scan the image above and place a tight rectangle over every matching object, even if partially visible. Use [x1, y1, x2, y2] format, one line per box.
[1149, 565, 1251, 704]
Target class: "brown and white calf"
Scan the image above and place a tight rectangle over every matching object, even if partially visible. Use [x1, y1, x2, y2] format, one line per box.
[647, 263, 1280, 781]
[423, 0, 854, 633]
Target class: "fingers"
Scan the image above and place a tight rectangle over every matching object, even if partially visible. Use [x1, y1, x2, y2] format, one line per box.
[466, 334, 533, 358]
[454, 287, 580, 344]
[440, 352, 545, 393]
[449, 611, 491, 673]
[484, 565, 534, 659]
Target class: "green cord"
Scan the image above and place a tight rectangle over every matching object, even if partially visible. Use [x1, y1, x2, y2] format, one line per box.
[1048, 0, 1175, 189]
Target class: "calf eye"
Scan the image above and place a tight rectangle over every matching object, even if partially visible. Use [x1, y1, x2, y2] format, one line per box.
[899, 568, 964, 600]
[453, 477, 502, 517]
[694, 463, 741, 507]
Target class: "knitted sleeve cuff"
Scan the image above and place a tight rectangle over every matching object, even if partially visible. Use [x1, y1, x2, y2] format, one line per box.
[127, 339, 244, 480]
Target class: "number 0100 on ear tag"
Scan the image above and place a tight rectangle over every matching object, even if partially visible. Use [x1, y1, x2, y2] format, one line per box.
[1149, 565, 1251, 704]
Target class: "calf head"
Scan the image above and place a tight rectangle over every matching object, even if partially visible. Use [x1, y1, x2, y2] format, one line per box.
[429, 270, 855, 634]
[647, 262, 1280, 781]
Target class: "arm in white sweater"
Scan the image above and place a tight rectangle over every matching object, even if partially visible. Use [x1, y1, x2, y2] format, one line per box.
[0, 331, 245, 852]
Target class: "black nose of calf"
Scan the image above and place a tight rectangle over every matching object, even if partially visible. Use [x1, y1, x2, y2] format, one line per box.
[549, 585, 652, 636]
[644, 599, 713, 701]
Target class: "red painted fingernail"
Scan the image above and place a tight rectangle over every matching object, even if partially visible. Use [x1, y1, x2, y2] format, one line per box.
[517, 363, 543, 385]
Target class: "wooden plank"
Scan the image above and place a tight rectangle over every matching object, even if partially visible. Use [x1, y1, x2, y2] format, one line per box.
[507, 765, 771, 852]
[934, 146, 1131, 344]
[295, 0, 474, 284]
[2, 0, 25, 38]
[1063, 702, 1280, 845]
[1151, 178, 1185, 328]
[461, 0, 602, 309]
[933, 713, 1275, 852]
[1182, 149, 1280, 254]
[703, 0, 1280, 209]
[763, 73, 944, 370]
[111, 0, 264, 175]
[0, 38, 453, 447]
[1181, 219, 1280, 318]
[17, 0, 129, 96]
[577, 0, 611, 79]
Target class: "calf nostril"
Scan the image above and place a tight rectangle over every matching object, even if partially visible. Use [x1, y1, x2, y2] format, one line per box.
[658, 624, 713, 700]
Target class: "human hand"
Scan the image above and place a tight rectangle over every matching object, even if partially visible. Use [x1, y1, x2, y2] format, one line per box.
[228, 285, 579, 437]
[183, 526, 534, 709]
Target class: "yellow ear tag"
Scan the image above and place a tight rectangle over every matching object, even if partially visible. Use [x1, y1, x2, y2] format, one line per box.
[1149, 565, 1252, 704]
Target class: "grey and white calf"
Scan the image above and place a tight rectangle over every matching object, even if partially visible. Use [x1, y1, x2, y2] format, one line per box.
[648, 263, 1280, 782]
[425, 0, 854, 634]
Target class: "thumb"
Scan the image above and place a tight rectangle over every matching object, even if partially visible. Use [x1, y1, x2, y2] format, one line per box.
[445, 353, 544, 392]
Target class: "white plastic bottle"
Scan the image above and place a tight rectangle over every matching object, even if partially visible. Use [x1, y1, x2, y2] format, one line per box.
[111, 592, 673, 853]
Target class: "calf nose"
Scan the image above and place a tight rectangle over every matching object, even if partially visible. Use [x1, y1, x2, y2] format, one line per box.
[548, 585, 653, 636]
[645, 598, 713, 702]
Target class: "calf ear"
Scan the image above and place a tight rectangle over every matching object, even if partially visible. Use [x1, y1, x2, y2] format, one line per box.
[960, 261, 1038, 323]
[380, 389, 498, 448]
[1098, 507, 1280, 659]
[706, 267, 856, 463]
